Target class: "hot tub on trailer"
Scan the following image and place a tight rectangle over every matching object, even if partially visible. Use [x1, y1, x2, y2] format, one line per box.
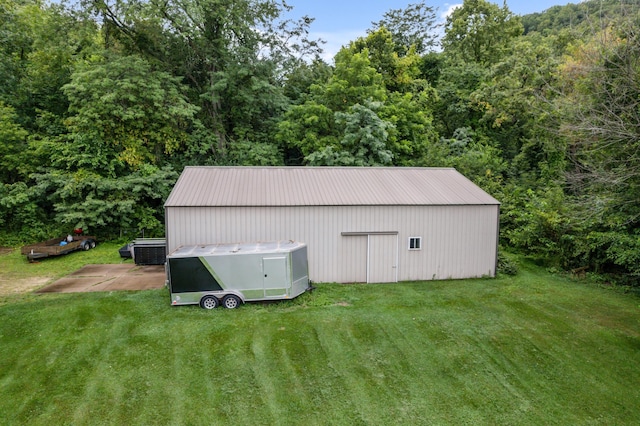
[165, 240, 311, 309]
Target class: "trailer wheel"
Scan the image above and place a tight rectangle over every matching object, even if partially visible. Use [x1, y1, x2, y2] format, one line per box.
[82, 241, 91, 251]
[200, 295, 219, 310]
[222, 295, 241, 309]
[90, 240, 96, 249]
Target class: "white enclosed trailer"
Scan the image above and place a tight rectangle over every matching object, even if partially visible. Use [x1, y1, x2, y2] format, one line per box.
[166, 241, 310, 309]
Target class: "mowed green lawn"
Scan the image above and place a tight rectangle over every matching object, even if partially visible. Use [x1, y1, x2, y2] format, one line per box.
[1, 254, 639, 425]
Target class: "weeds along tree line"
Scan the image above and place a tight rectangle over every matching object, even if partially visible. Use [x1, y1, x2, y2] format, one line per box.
[1, 0, 639, 283]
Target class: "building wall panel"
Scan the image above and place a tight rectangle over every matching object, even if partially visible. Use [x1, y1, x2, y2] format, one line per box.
[166, 205, 499, 283]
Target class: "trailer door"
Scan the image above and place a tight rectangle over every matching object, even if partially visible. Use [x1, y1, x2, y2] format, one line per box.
[263, 256, 288, 298]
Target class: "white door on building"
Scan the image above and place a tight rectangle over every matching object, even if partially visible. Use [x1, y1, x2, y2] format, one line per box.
[339, 235, 368, 283]
[368, 234, 398, 283]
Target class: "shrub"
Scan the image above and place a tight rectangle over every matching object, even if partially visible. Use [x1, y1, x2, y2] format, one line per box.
[497, 250, 519, 275]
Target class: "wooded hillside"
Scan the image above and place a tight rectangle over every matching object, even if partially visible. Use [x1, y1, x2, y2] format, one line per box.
[1, 0, 639, 284]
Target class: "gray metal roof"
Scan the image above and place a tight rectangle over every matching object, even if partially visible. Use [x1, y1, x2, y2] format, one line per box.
[164, 167, 500, 207]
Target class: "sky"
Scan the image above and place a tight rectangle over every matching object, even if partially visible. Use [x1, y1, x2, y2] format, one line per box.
[284, 0, 579, 61]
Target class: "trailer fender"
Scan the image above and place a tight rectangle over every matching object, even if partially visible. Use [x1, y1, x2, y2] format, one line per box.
[215, 290, 243, 303]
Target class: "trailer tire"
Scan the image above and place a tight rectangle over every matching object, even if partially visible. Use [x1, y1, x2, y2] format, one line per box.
[222, 295, 241, 309]
[81, 239, 96, 250]
[200, 295, 219, 310]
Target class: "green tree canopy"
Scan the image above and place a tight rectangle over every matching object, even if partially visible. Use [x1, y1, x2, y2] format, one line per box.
[370, 1, 438, 55]
[0, 102, 28, 183]
[88, 0, 320, 159]
[442, 0, 523, 66]
[62, 55, 199, 168]
[305, 102, 394, 166]
[350, 28, 422, 93]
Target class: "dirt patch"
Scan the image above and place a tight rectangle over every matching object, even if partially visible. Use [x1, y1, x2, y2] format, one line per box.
[0, 247, 13, 256]
[37, 264, 166, 293]
[0, 276, 52, 295]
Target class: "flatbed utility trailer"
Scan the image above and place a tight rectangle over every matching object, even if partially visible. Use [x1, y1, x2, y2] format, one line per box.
[21, 235, 97, 262]
[166, 241, 311, 309]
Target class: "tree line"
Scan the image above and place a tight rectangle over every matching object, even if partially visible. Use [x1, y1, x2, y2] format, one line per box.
[1, 0, 639, 283]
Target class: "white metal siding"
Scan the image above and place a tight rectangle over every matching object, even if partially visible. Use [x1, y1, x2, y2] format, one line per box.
[166, 205, 499, 283]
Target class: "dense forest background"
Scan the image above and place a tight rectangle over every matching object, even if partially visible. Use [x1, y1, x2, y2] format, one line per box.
[1, 0, 639, 283]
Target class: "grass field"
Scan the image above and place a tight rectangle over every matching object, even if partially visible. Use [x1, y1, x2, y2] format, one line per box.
[0, 249, 639, 425]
